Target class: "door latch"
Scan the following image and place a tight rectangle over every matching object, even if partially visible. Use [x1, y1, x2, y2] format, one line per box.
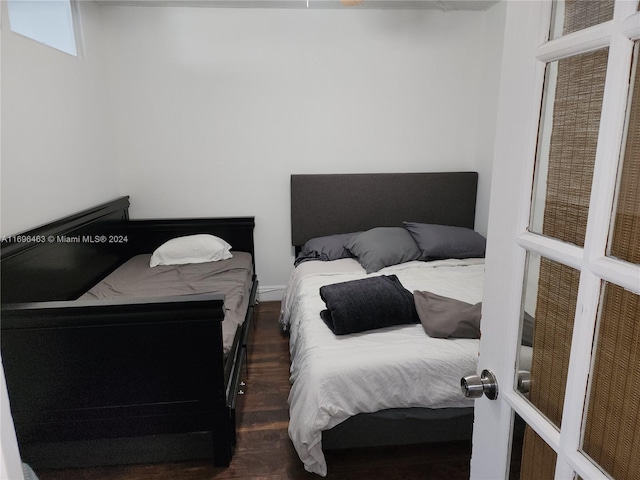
[516, 370, 531, 394]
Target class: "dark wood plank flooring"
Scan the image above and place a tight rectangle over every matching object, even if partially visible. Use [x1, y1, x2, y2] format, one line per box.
[36, 301, 472, 480]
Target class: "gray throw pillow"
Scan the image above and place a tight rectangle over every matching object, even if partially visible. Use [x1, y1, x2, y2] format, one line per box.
[414, 290, 481, 339]
[403, 222, 486, 260]
[294, 232, 360, 266]
[344, 227, 422, 274]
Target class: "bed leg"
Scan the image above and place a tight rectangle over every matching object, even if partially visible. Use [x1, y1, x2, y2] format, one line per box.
[210, 401, 234, 467]
[211, 427, 233, 467]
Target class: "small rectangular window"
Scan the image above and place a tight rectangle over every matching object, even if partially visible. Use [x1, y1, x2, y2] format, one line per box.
[7, 0, 78, 56]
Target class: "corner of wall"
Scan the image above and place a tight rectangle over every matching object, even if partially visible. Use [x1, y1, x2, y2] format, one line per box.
[474, 0, 508, 238]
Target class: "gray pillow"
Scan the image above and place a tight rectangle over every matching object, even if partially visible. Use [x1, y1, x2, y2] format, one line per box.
[344, 227, 422, 274]
[403, 222, 486, 260]
[294, 232, 360, 266]
[414, 290, 481, 339]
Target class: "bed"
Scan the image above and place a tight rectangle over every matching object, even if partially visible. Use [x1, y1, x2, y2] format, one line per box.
[0, 196, 258, 470]
[280, 172, 484, 476]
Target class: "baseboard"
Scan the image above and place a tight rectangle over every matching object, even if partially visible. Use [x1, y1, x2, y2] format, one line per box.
[257, 285, 285, 302]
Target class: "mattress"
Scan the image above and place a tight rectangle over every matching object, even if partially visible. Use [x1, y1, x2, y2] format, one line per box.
[279, 257, 484, 476]
[80, 252, 254, 353]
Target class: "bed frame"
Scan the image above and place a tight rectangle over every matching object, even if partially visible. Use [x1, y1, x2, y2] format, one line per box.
[1, 197, 258, 469]
[290, 172, 478, 450]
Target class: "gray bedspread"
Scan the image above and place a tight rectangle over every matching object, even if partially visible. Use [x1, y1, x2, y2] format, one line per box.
[79, 252, 254, 353]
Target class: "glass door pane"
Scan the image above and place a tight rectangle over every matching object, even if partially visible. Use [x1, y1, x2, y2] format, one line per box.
[608, 43, 640, 266]
[509, 411, 561, 480]
[549, 0, 614, 40]
[530, 48, 609, 246]
[520, 427, 559, 480]
[519, 254, 580, 429]
[582, 284, 640, 479]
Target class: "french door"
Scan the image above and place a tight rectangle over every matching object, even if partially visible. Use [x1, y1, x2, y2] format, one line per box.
[470, 1, 640, 479]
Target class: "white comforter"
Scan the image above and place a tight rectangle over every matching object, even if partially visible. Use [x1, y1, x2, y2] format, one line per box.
[280, 258, 485, 476]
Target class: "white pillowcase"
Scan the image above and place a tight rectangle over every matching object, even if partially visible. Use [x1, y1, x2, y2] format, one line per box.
[149, 234, 233, 267]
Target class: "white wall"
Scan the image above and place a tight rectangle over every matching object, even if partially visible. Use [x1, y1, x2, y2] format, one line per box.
[474, 0, 506, 239]
[0, 0, 120, 237]
[100, 5, 505, 294]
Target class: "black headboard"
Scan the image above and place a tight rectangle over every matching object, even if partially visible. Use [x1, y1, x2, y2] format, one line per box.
[1, 197, 131, 303]
[291, 172, 478, 247]
[1, 197, 256, 304]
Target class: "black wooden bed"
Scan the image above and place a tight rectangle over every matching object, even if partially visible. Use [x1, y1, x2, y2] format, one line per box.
[285, 172, 480, 473]
[1, 196, 258, 470]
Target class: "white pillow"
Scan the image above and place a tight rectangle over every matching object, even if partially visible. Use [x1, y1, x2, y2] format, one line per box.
[149, 234, 232, 267]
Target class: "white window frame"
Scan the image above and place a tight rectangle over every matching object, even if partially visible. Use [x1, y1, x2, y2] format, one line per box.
[6, 0, 81, 57]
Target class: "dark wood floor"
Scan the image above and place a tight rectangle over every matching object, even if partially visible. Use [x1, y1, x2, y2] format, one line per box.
[36, 301, 472, 480]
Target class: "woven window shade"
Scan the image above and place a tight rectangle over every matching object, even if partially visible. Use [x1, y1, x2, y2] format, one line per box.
[519, 427, 558, 480]
[529, 259, 580, 429]
[583, 285, 640, 480]
[518, 259, 579, 480]
[562, 0, 614, 36]
[542, 48, 608, 247]
[582, 43, 640, 480]
[610, 46, 640, 265]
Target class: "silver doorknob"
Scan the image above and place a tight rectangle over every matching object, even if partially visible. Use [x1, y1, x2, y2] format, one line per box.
[461, 369, 499, 400]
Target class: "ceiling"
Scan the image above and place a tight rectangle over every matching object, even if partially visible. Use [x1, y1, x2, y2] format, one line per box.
[94, 0, 501, 11]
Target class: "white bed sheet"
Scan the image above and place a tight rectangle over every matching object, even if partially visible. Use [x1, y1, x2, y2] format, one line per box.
[279, 258, 485, 476]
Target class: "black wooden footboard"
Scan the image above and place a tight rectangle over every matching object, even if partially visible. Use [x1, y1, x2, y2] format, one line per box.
[2, 296, 230, 453]
[1, 197, 257, 469]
